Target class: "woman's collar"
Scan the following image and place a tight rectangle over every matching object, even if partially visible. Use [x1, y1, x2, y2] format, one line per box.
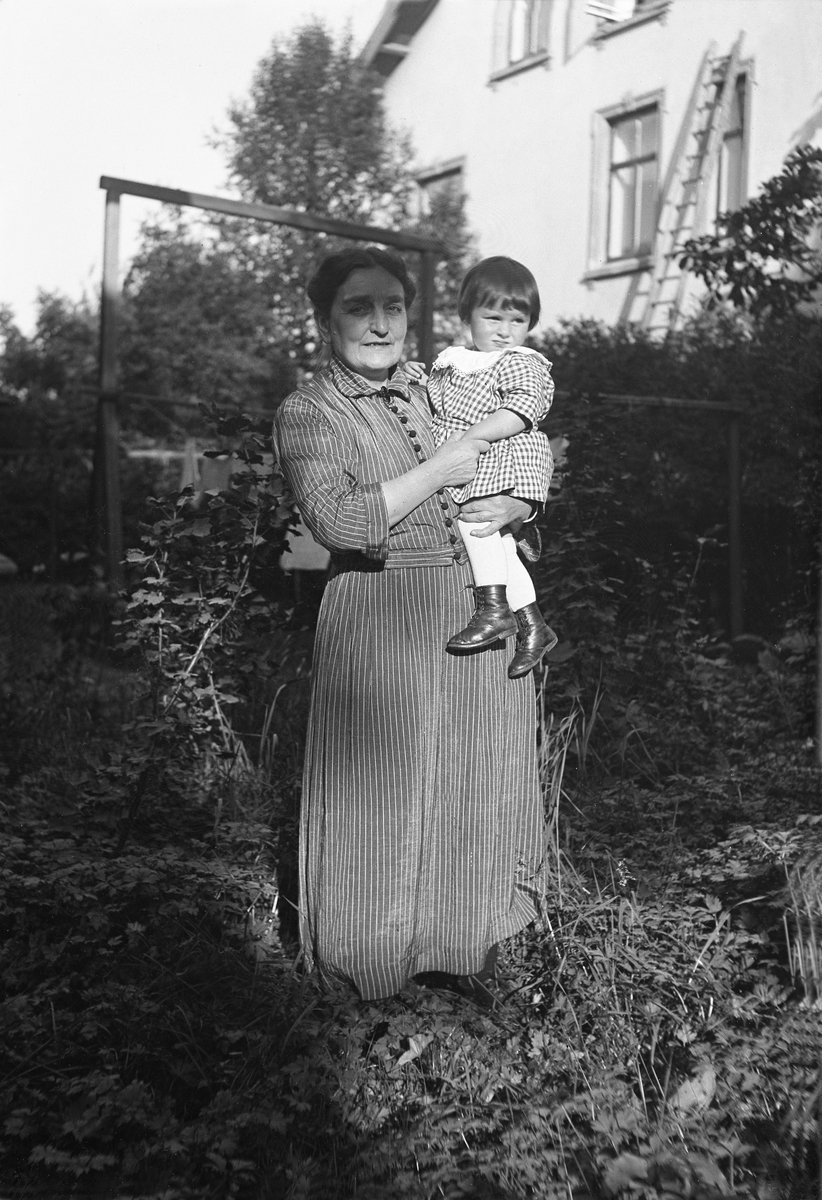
[329, 356, 412, 401]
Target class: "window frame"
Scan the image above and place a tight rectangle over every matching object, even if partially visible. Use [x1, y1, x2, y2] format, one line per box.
[489, 0, 553, 83]
[585, 90, 664, 280]
[607, 104, 659, 262]
[415, 157, 465, 219]
[715, 68, 752, 220]
[590, 0, 671, 42]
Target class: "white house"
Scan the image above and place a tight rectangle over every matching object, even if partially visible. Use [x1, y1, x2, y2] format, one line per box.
[362, 0, 822, 331]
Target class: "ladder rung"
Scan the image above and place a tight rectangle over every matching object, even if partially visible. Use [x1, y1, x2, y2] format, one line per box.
[641, 36, 741, 332]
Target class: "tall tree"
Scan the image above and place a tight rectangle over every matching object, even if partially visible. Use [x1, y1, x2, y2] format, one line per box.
[222, 21, 414, 223]
[121, 20, 474, 411]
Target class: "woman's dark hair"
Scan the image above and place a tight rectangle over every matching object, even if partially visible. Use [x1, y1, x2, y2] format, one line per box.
[457, 256, 541, 329]
[307, 246, 417, 317]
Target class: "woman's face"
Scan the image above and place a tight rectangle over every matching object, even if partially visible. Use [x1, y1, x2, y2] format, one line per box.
[317, 266, 408, 381]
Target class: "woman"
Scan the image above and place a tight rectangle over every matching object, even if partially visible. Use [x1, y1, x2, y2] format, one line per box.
[272, 247, 547, 1003]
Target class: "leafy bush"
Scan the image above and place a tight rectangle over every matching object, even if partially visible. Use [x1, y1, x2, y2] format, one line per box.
[681, 144, 822, 316]
[115, 404, 303, 852]
[527, 308, 819, 787]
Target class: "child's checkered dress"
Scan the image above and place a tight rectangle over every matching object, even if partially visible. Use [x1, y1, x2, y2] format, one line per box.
[427, 345, 554, 505]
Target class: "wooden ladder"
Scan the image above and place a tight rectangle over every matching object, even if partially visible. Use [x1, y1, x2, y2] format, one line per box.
[637, 33, 744, 334]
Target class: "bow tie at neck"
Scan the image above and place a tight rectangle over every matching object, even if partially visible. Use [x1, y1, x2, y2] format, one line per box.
[329, 356, 413, 403]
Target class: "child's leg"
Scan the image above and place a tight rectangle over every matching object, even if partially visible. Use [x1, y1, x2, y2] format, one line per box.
[446, 520, 517, 650]
[501, 532, 536, 611]
[502, 533, 559, 679]
[457, 520, 507, 586]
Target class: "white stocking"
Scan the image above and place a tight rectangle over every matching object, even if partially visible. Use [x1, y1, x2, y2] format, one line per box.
[502, 532, 536, 611]
[457, 520, 507, 586]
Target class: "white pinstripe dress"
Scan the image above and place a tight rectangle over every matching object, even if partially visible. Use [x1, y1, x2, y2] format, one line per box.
[272, 357, 547, 1000]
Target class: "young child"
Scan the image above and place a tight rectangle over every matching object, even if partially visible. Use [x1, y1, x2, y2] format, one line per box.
[425, 256, 557, 679]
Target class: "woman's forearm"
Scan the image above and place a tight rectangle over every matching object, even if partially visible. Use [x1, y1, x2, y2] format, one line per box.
[380, 437, 489, 527]
[463, 407, 526, 444]
[381, 459, 450, 526]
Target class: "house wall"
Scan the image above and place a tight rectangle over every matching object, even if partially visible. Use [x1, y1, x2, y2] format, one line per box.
[378, 0, 822, 331]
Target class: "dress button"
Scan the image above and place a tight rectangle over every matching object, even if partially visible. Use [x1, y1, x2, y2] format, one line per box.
[400, 415, 408, 423]
[444, 517, 453, 527]
[408, 429, 416, 437]
[449, 534, 457, 545]
[412, 442, 421, 452]
[437, 489, 444, 496]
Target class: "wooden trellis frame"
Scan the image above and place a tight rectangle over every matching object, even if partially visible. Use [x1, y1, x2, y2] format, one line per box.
[92, 175, 445, 587]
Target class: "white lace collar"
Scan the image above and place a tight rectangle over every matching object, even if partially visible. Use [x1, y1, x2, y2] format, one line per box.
[432, 345, 539, 374]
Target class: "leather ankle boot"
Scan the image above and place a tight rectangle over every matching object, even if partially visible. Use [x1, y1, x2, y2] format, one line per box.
[507, 604, 558, 678]
[447, 585, 517, 651]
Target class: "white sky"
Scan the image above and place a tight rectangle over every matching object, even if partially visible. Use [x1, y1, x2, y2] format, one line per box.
[0, 0, 388, 335]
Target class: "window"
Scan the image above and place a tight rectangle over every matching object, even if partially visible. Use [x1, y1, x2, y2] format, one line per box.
[416, 159, 464, 219]
[588, 0, 672, 39]
[587, 92, 663, 278]
[587, 0, 635, 20]
[716, 74, 749, 217]
[508, 0, 548, 62]
[607, 106, 659, 259]
[491, 0, 552, 79]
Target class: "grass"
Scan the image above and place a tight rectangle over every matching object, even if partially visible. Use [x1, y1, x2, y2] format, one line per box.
[0, 584, 820, 1200]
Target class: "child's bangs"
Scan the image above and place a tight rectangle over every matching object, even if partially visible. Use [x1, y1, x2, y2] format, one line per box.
[474, 288, 532, 316]
[457, 256, 541, 326]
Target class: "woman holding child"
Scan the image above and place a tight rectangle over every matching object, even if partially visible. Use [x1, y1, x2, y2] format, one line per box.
[271, 246, 552, 1004]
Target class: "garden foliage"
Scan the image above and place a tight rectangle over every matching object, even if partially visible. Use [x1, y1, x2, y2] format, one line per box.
[0, 581, 818, 1198]
[681, 145, 822, 316]
[1, 37, 820, 1200]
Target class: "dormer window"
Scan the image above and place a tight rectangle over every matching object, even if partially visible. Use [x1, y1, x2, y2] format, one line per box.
[491, 0, 552, 80]
[416, 159, 465, 218]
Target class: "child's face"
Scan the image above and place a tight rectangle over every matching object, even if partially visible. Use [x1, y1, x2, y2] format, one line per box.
[465, 301, 531, 353]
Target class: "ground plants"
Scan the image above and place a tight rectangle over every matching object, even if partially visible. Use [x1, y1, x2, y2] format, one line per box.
[3, 294, 818, 1196]
[1, 573, 818, 1200]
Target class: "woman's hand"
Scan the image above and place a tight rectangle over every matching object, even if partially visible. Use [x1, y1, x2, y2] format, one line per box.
[460, 495, 535, 537]
[430, 436, 490, 488]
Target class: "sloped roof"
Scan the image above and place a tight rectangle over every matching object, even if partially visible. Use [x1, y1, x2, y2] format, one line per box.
[360, 0, 440, 79]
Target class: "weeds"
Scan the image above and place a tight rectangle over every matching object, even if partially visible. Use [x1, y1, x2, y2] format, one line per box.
[0, 580, 819, 1199]
[785, 838, 822, 1007]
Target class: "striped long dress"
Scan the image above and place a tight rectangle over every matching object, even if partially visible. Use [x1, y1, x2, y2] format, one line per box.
[272, 357, 547, 1001]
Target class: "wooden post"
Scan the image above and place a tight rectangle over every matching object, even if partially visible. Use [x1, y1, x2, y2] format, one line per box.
[418, 250, 436, 370]
[94, 189, 124, 588]
[48, 455, 58, 581]
[816, 500, 822, 767]
[727, 414, 743, 639]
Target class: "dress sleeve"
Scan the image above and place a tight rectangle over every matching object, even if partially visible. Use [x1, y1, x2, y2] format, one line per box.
[494, 352, 555, 429]
[272, 393, 390, 561]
